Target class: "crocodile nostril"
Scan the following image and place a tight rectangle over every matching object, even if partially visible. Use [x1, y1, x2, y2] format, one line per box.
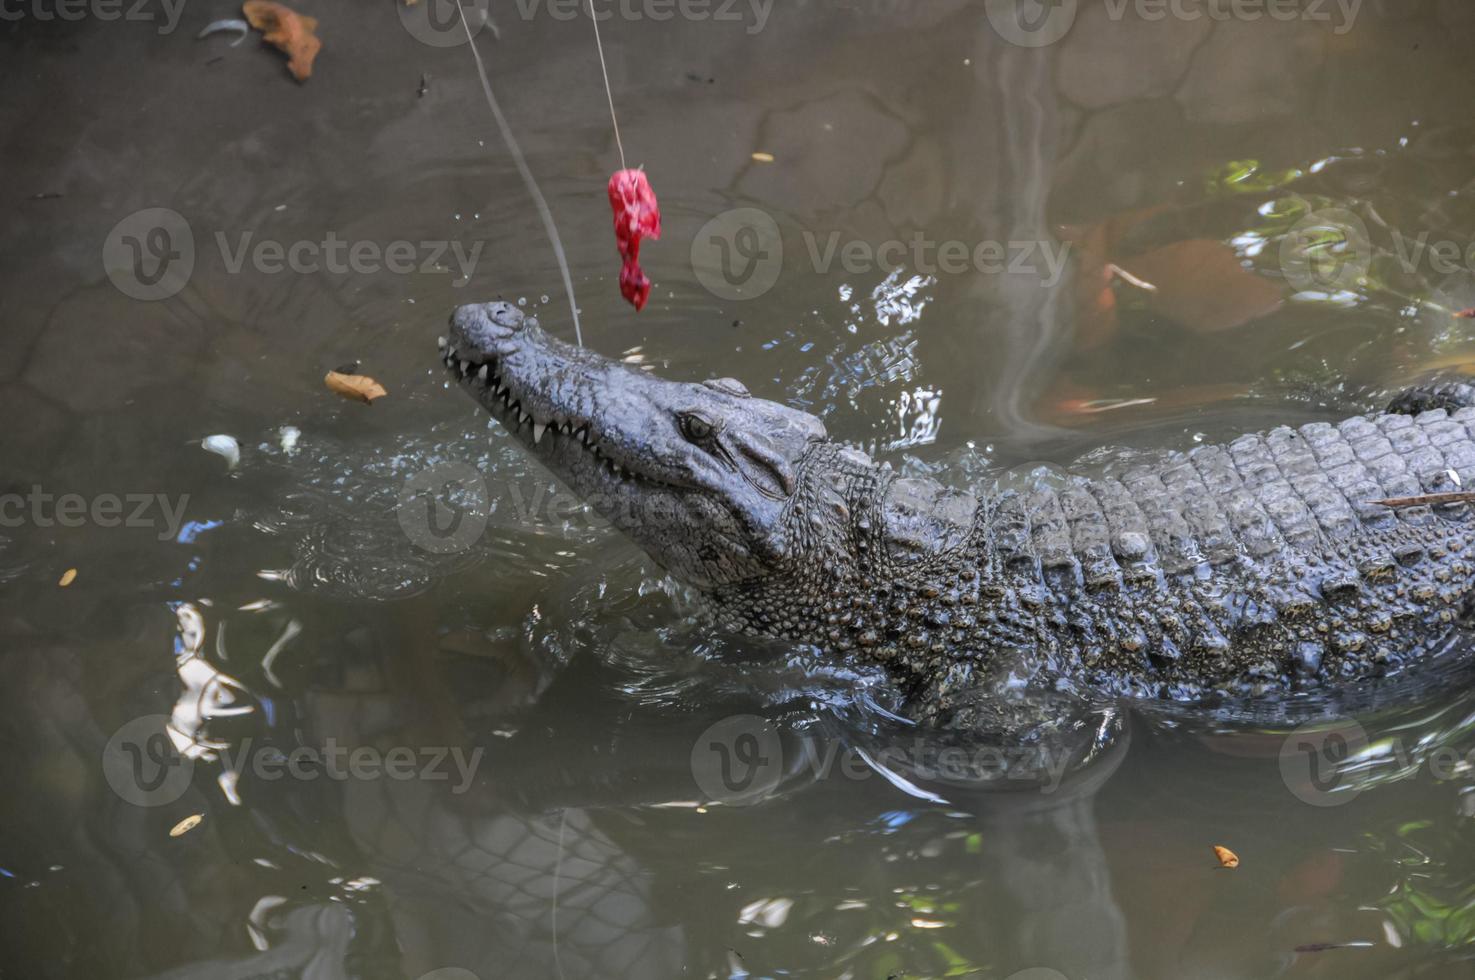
[486, 301, 524, 332]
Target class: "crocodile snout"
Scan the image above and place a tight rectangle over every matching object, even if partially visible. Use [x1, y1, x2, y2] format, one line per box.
[448, 301, 527, 362]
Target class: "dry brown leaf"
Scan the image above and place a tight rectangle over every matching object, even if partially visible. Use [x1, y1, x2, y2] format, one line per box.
[1455, 308, 1475, 318]
[1213, 845, 1240, 869]
[169, 813, 204, 837]
[751, 152, 775, 163]
[243, 0, 321, 82]
[325, 370, 387, 404]
[58, 568, 76, 587]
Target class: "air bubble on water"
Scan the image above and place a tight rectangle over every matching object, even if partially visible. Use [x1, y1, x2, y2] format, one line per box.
[453, 213, 461, 221]
[518, 296, 527, 306]
[1193, 432, 1206, 443]
[540, 294, 550, 304]
[474, 213, 481, 220]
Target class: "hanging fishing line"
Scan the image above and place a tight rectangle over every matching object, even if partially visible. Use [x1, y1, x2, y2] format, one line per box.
[457, 2, 584, 346]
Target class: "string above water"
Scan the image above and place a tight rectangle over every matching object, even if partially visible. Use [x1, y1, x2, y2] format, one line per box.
[457, 3, 583, 347]
[588, 0, 626, 171]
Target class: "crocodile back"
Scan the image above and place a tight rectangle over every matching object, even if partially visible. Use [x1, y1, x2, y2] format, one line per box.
[969, 406, 1475, 704]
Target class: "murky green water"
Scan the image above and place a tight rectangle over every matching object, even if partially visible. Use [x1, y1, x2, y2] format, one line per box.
[6, 2, 1475, 978]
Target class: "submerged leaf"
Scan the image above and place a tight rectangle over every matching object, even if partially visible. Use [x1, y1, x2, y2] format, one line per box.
[1114, 239, 1284, 334]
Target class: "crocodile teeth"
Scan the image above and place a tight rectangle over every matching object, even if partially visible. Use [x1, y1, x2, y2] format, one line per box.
[477, 365, 488, 382]
[532, 422, 546, 444]
[437, 336, 447, 349]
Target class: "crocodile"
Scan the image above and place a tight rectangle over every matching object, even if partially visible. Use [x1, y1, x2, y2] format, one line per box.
[440, 300, 1475, 726]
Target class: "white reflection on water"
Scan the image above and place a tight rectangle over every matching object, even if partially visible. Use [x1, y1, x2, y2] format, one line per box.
[167, 602, 256, 774]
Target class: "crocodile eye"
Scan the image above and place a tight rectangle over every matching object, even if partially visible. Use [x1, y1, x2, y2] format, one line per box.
[679, 412, 717, 443]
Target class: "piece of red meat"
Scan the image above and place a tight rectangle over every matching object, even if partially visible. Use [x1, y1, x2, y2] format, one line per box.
[607, 169, 661, 311]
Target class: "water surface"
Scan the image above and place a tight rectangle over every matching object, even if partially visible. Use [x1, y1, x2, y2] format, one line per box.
[4, 3, 1475, 978]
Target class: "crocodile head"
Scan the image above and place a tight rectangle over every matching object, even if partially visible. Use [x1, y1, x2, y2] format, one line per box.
[443, 301, 843, 588]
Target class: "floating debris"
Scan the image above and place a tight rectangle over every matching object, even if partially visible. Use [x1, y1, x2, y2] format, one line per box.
[324, 371, 387, 405]
[169, 813, 204, 838]
[1370, 491, 1475, 509]
[201, 434, 241, 470]
[197, 18, 250, 46]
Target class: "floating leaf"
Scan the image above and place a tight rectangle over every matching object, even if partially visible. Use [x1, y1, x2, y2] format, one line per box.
[242, 0, 321, 82]
[324, 371, 387, 405]
[1214, 845, 1240, 869]
[58, 568, 76, 587]
[170, 813, 204, 837]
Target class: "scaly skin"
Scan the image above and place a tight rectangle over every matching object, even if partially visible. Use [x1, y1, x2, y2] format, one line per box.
[442, 301, 1475, 726]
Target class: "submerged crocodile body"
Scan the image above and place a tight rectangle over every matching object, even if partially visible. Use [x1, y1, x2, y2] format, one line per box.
[441, 301, 1475, 726]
